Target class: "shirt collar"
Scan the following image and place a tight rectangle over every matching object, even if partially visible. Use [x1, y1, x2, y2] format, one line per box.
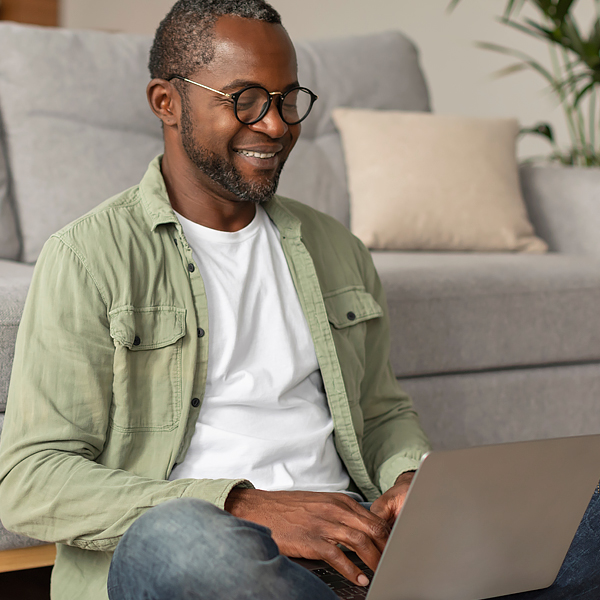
[262, 195, 302, 241]
[139, 154, 303, 239]
[139, 155, 179, 232]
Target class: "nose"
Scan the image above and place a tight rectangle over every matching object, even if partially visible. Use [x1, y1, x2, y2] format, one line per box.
[249, 96, 288, 138]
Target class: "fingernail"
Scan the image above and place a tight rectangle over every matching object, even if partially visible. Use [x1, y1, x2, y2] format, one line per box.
[357, 574, 369, 586]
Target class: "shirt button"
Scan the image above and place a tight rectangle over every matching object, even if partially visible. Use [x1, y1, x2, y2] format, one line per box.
[347, 312, 356, 321]
[191, 398, 200, 408]
[188, 263, 195, 273]
[197, 328, 205, 338]
[133, 335, 141, 346]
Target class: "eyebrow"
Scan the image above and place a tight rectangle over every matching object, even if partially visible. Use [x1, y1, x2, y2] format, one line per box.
[221, 78, 301, 92]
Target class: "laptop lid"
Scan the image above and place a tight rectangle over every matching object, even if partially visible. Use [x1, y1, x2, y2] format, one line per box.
[367, 434, 600, 600]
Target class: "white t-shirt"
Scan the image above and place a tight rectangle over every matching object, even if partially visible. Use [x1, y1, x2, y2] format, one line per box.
[169, 206, 351, 494]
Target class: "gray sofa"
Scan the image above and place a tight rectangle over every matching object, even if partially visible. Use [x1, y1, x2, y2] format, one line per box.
[1, 22, 600, 556]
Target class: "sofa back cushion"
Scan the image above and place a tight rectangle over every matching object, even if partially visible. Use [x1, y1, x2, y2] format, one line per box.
[0, 23, 164, 264]
[0, 124, 20, 261]
[0, 23, 430, 263]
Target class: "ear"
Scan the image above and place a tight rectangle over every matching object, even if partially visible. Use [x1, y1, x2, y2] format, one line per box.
[147, 78, 180, 127]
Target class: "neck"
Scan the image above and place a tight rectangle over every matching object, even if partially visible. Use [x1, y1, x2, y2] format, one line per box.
[161, 148, 257, 232]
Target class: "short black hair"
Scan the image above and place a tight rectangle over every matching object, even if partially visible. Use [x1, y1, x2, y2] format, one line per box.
[148, 0, 282, 81]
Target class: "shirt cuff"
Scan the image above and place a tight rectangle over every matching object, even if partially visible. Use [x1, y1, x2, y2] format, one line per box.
[181, 478, 254, 511]
[377, 454, 423, 493]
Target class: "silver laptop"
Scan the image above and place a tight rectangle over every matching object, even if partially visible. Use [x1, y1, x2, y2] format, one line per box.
[295, 435, 600, 600]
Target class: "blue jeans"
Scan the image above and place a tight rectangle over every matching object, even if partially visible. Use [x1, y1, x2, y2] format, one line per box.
[492, 482, 600, 600]
[107, 485, 600, 600]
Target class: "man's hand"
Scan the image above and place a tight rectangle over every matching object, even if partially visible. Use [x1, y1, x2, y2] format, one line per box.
[369, 471, 415, 528]
[225, 489, 391, 587]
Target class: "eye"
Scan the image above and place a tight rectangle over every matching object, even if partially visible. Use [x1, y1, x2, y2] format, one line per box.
[236, 99, 255, 111]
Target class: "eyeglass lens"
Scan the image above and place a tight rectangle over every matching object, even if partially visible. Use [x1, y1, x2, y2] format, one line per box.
[236, 87, 313, 125]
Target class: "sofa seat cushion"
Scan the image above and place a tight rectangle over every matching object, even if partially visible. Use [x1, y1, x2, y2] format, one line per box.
[399, 363, 600, 450]
[3, 253, 600, 406]
[0, 414, 47, 550]
[0, 260, 35, 411]
[374, 252, 600, 377]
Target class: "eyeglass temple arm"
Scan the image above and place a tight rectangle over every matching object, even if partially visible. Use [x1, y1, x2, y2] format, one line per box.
[172, 76, 232, 98]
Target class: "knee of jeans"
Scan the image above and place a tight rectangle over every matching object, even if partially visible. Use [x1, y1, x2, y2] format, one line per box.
[117, 498, 277, 566]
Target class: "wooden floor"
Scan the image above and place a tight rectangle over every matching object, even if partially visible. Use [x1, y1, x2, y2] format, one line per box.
[0, 544, 56, 573]
[0, 565, 52, 600]
[0, 545, 55, 599]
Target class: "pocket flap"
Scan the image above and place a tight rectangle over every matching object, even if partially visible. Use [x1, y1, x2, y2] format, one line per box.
[109, 306, 187, 350]
[324, 287, 383, 329]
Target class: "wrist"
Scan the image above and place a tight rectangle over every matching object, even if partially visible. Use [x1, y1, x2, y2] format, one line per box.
[224, 487, 249, 516]
[394, 471, 416, 486]
[224, 487, 262, 518]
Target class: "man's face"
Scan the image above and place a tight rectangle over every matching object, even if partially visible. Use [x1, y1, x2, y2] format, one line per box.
[177, 17, 301, 204]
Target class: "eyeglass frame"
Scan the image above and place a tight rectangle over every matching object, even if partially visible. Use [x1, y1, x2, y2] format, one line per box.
[168, 75, 318, 126]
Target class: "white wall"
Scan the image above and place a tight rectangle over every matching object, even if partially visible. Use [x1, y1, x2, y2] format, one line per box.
[60, 0, 172, 35]
[61, 0, 598, 159]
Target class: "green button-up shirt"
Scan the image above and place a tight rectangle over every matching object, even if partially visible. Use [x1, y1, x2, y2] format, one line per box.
[0, 156, 430, 600]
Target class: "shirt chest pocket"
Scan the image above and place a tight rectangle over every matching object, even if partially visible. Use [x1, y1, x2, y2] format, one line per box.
[324, 287, 383, 329]
[109, 306, 187, 432]
[324, 287, 383, 401]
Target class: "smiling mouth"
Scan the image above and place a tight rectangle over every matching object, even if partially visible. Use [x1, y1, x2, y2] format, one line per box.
[235, 150, 278, 159]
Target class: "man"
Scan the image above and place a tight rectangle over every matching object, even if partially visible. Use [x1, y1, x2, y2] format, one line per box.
[0, 2, 429, 599]
[0, 2, 598, 600]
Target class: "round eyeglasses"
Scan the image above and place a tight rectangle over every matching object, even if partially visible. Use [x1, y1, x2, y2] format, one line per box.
[169, 76, 318, 126]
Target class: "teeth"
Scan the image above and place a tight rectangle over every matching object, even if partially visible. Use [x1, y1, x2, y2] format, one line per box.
[237, 150, 277, 159]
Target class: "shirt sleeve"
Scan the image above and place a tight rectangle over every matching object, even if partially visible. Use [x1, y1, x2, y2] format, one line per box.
[355, 241, 432, 493]
[0, 236, 251, 552]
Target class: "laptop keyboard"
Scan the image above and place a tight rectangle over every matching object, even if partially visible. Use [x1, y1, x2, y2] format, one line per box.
[312, 565, 374, 599]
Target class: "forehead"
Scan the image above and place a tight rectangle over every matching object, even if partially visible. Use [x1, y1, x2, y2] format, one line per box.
[196, 16, 298, 86]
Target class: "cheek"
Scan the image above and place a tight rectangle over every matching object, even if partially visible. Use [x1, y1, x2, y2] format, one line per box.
[211, 124, 244, 151]
[189, 108, 243, 150]
[290, 123, 301, 144]
[283, 124, 301, 155]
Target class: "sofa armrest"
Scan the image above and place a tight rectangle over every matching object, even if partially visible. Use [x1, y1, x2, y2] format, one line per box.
[519, 165, 600, 257]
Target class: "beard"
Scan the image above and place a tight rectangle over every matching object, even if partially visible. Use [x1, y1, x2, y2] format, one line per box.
[180, 104, 285, 204]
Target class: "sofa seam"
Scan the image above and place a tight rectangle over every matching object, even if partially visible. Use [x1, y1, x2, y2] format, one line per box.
[390, 285, 600, 303]
[397, 358, 600, 381]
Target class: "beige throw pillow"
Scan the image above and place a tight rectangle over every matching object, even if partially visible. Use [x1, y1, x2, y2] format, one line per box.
[332, 109, 547, 252]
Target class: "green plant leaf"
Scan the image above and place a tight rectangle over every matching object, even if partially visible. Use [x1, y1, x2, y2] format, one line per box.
[561, 17, 586, 54]
[573, 80, 595, 104]
[521, 122, 556, 142]
[580, 19, 600, 69]
[447, 0, 600, 166]
[588, 19, 600, 47]
[492, 62, 530, 78]
[531, 0, 555, 19]
[522, 17, 557, 38]
[556, 0, 578, 22]
[504, 0, 527, 17]
[502, 17, 555, 42]
[474, 41, 557, 86]
[448, 0, 527, 18]
[555, 72, 593, 97]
